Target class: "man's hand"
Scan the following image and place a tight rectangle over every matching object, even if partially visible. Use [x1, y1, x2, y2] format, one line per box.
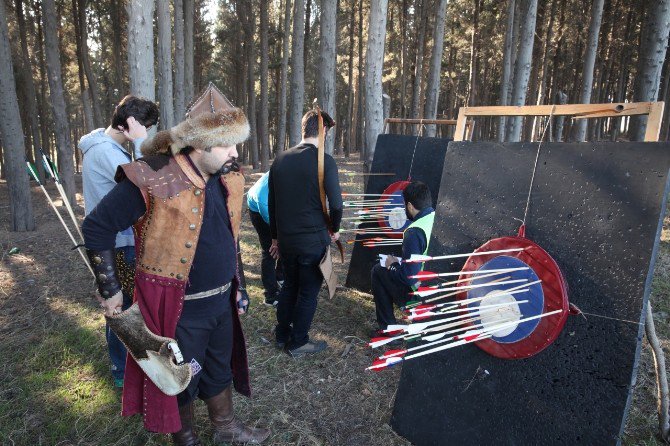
[119, 116, 148, 141]
[236, 290, 249, 315]
[98, 290, 123, 317]
[269, 239, 280, 259]
[330, 232, 340, 243]
[385, 255, 400, 269]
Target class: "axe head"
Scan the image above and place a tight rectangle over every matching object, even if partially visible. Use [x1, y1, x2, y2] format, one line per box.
[106, 303, 192, 396]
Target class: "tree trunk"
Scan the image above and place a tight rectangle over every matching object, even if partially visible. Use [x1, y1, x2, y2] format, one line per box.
[364, 0, 388, 164]
[0, 0, 34, 231]
[126, 0, 155, 100]
[571, 0, 605, 142]
[260, 0, 270, 169]
[15, 0, 44, 181]
[554, 90, 568, 141]
[71, 0, 95, 132]
[304, 0, 312, 69]
[466, 0, 481, 108]
[506, 0, 538, 142]
[238, 0, 258, 167]
[110, 0, 125, 101]
[356, 0, 364, 151]
[288, 0, 306, 146]
[424, 0, 449, 137]
[184, 0, 195, 105]
[346, 0, 356, 156]
[410, 0, 428, 121]
[78, 0, 103, 127]
[276, 0, 291, 153]
[536, 0, 558, 108]
[173, 0, 186, 120]
[498, 0, 515, 142]
[399, 0, 408, 119]
[42, 0, 76, 205]
[157, 0, 174, 130]
[35, 1, 51, 160]
[630, 0, 670, 140]
[319, 0, 337, 154]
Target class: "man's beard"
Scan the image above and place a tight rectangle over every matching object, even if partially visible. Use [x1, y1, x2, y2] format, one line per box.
[215, 157, 239, 175]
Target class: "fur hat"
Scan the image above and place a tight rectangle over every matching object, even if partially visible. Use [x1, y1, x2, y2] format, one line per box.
[140, 108, 250, 156]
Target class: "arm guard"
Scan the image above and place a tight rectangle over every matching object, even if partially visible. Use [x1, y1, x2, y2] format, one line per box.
[87, 249, 122, 299]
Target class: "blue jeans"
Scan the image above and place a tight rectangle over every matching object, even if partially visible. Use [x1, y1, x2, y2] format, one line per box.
[106, 246, 135, 382]
[275, 246, 326, 349]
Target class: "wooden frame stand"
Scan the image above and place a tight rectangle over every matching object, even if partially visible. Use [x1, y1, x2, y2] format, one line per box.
[453, 102, 665, 142]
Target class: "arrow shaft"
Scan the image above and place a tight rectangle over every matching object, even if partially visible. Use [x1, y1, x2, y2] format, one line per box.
[410, 267, 529, 280]
[35, 183, 94, 278]
[404, 309, 563, 360]
[407, 248, 525, 263]
[412, 278, 527, 297]
[408, 287, 531, 316]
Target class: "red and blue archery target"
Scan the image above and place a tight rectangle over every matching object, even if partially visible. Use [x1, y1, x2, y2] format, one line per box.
[466, 256, 544, 343]
[458, 235, 569, 359]
[376, 180, 411, 238]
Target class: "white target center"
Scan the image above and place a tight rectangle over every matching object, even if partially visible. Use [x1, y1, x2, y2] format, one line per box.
[477, 289, 522, 337]
[387, 207, 407, 229]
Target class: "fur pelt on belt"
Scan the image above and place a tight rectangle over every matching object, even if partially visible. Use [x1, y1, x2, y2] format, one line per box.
[141, 108, 250, 156]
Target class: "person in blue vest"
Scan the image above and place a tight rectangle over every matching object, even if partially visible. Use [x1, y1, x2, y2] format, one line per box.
[370, 181, 435, 333]
[247, 172, 284, 307]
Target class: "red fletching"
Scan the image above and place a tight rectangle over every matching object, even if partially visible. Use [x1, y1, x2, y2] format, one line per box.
[412, 314, 433, 322]
[384, 329, 405, 336]
[369, 337, 391, 345]
[413, 305, 435, 314]
[464, 333, 482, 342]
[379, 349, 407, 359]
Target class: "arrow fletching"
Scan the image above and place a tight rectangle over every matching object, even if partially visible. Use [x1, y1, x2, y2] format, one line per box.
[25, 161, 40, 183]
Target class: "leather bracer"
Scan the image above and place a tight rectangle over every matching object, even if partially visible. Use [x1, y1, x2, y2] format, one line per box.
[87, 249, 122, 299]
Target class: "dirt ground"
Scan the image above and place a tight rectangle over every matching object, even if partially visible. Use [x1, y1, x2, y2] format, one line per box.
[0, 153, 668, 445]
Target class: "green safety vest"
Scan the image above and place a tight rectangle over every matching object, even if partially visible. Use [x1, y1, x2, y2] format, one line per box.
[404, 211, 435, 289]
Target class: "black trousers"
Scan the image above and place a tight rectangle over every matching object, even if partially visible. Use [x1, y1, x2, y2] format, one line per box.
[275, 247, 325, 349]
[176, 289, 233, 407]
[249, 210, 284, 298]
[370, 263, 413, 329]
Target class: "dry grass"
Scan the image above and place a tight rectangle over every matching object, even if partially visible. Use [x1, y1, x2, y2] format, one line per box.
[0, 153, 667, 445]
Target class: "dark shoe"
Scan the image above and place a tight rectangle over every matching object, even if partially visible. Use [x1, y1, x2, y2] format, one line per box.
[205, 386, 270, 444]
[171, 402, 201, 446]
[264, 296, 278, 307]
[275, 339, 286, 350]
[287, 340, 328, 357]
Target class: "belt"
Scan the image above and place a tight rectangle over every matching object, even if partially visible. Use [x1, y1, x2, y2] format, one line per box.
[184, 282, 231, 301]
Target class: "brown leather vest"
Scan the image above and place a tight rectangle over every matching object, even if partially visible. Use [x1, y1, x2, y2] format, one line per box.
[118, 153, 245, 282]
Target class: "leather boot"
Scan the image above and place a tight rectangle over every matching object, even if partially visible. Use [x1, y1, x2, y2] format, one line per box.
[171, 402, 201, 446]
[204, 386, 271, 444]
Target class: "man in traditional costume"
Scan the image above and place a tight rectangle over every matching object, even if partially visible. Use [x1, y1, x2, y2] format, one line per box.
[82, 100, 270, 444]
[370, 181, 435, 334]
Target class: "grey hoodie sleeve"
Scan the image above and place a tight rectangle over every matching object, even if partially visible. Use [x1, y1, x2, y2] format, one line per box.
[132, 137, 146, 160]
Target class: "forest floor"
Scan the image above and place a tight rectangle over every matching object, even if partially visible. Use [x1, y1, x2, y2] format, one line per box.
[0, 153, 668, 445]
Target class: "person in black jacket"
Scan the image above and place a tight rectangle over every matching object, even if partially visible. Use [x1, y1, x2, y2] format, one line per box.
[268, 109, 342, 357]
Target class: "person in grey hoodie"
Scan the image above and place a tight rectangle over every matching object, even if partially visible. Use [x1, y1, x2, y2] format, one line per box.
[78, 95, 159, 389]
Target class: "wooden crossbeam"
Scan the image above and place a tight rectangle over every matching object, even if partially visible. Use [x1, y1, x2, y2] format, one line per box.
[453, 102, 665, 142]
[383, 117, 475, 140]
